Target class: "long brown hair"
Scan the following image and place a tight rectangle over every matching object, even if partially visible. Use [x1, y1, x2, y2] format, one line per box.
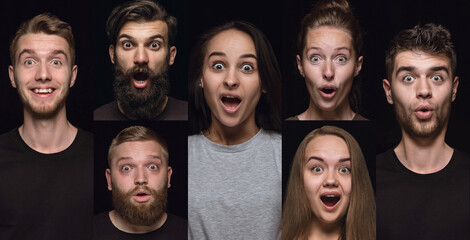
[281, 125, 375, 240]
[188, 21, 282, 134]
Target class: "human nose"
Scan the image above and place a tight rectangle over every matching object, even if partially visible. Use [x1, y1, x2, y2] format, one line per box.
[323, 170, 339, 187]
[134, 45, 149, 65]
[134, 167, 148, 185]
[416, 77, 432, 99]
[35, 63, 52, 81]
[223, 68, 239, 89]
[322, 60, 335, 81]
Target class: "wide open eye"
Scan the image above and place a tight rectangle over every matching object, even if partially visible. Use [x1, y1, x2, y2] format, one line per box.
[149, 164, 158, 170]
[212, 62, 225, 70]
[240, 63, 254, 72]
[121, 165, 131, 172]
[431, 75, 442, 81]
[312, 166, 323, 173]
[403, 75, 414, 82]
[122, 41, 133, 49]
[339, 167, 351, 174]
[149, 41, 160, 49]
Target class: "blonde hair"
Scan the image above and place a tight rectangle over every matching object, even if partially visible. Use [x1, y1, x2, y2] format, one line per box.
[108, 126, 169, 167]
[281, 125, 375, 240]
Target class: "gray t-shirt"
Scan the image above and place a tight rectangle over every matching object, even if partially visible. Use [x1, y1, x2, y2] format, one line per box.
[188, 129, 281, 240]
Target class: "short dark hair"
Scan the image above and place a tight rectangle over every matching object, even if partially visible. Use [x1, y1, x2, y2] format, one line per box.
[10, 13, 75, 66]
[106, 0, 177, 47]
[108, 126, 169, 167]
[385, 23, 457, 80]
[188, 21, 282, 134]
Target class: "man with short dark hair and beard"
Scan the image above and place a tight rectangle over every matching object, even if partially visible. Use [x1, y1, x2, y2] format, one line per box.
[377, 23, 469, 239]
[94, 0, 187, 120]
[93, 126, 187, 239]
[0, 13, 93, 239]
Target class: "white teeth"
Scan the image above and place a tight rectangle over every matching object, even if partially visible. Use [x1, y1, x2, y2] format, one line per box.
[325, 194, 337, 197]
[224, 96, 236, 99]
[33, 88, 53, 94]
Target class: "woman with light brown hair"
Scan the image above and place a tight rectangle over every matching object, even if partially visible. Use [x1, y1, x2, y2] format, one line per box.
[287, 0, 366, 120]
[281, 125, 375, 240]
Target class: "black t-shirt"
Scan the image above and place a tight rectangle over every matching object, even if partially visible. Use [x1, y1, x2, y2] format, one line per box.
[93, 212, 187, 240]
[376, 148, 470, 239]
[93, 97, 188, 120]
[0, 128, 93, 240]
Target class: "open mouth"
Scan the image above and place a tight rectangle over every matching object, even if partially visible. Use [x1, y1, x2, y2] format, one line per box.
[415, 105, 433, 119]
[221, 95, 242, 113]
[132, 190, 152, 203]
[132, 71, 149, 88]
[320, 194, 341, 207]
[321, 88, 335, 94]
[32, 88, 55, 94]
[133, 71, 149, 81]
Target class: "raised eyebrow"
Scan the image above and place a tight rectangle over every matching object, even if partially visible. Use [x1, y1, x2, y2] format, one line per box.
[240, 53, 257, 60]
[307, 156, 350, 162]
[51, 50, 68, 61]
[117, 34, 134, 41]
[148, 34, 165, 42]
[395, 66, 415, 77]
[307, 156, 324, 162]
[208, 52, 226, 59]
[429, 66, 449, 75]
[334, 47, 351, 52]
[17, 49, 35, 60]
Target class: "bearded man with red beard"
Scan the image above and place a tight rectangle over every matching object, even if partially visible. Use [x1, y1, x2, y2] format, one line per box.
[94, 0, 187, 120]
[93, 126, 187, 239]
[377, 24, 469, 239]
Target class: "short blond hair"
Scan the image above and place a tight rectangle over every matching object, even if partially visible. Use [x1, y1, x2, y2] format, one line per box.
[108, 126, 169, 167]
[10, 13, 75, 66]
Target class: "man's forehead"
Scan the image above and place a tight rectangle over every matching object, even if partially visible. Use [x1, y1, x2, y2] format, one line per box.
[394, 50, 451, 71]
[118, 20, 169, 40]
[16, 33, 71, 58]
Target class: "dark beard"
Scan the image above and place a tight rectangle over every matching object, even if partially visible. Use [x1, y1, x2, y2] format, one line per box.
[112, 184, 168, 226]
[113, 62, 169, 120]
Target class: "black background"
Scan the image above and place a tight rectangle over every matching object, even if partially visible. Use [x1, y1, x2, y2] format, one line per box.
[0, 0, 94, 133]
[93, 121, 188, 219]
[0, 0, 469, 224]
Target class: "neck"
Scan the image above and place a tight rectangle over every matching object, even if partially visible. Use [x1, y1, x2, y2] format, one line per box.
[20, 107, 77, 154]
[109, 210, 167, 234]
[308, 219, 342, 240]
[204, 115, 259, 145]
[394, 127, 453, 174]
[300, 99, 355, 120]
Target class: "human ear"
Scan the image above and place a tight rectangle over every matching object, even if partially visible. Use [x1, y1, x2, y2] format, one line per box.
[383, 79, 393, 104]
[168, 46, 177, 66]
[451, 76, 459, 102]
[354, 56, 363, 77]
[70, 65, 78, 88]
[109, 45, 115, 64]
[296, 55, 305, 78]
[167, 167, 173, 188]
[8, 65, 16, 88]
[105, 169, 112, 191]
